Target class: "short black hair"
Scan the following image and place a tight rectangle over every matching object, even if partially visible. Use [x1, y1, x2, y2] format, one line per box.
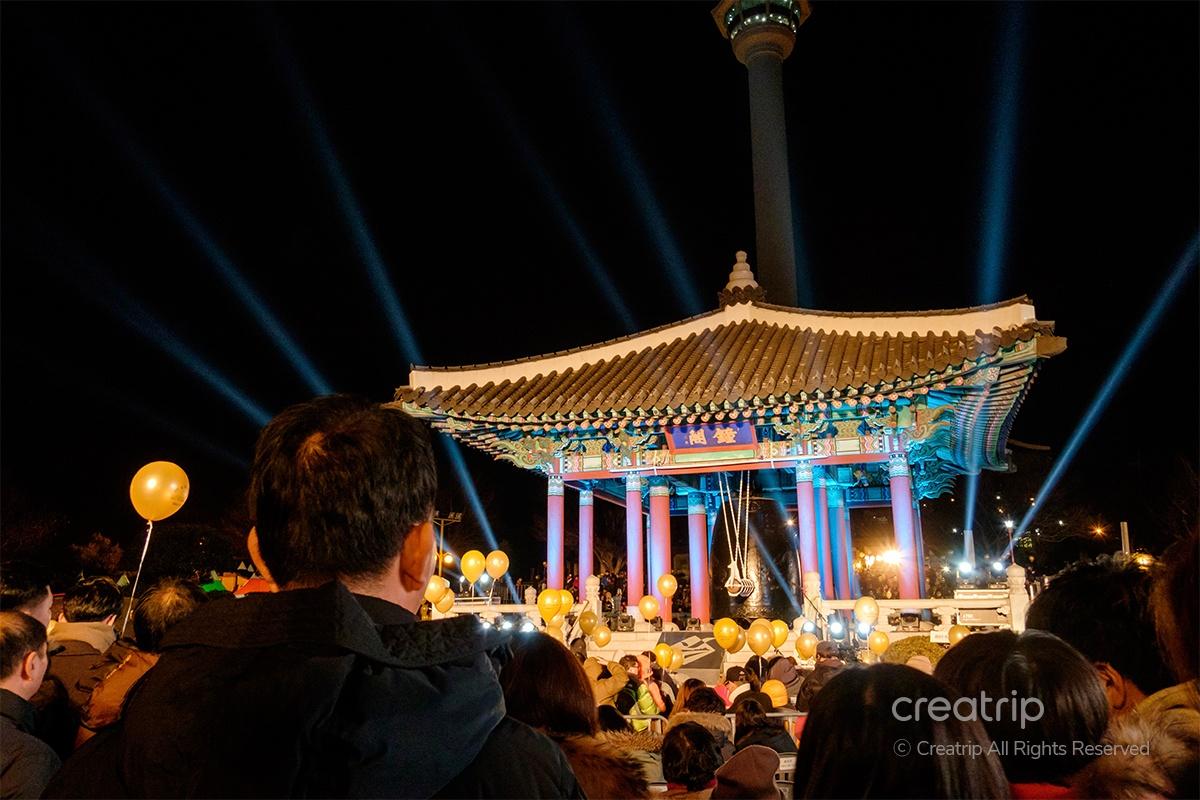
[0, 610, 47, 680]
[935, 630, 1109, 784]
[796, 665, 1008, 799]
[133, 578, 209, 651]
[63, 577, 122, 622]
[597, 704, 632, 733]
[662, 722, 722, 791]
[682, 686, 725, 715]
[1026, 555, 1173, 697]
[248, 396, 437, 586]
[0, 561, 51, 614]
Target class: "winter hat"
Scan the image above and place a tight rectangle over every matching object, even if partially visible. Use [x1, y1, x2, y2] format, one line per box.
[712, 745, 781, 800]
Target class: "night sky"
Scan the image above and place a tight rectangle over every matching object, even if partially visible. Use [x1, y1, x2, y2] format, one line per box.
[3, 2, 1196, 576]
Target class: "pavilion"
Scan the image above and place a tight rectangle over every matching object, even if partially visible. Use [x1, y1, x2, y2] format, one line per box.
[391, 254, 1066, 622]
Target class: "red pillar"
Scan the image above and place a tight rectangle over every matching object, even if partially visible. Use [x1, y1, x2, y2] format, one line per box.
[828, 484, 852, 600]
[795, 462, 819, 578]
[842, 498, 858, 597]
[649, 478, 672, 618]
[815, 471, 834, 599]
[547, 476, 565, 590]
[625, 474, 644, 611]
[888, 453, 921, 599]
[912, 499, 926, 598]
[578, 488, 594, 583]
[687, 492, 710, 623]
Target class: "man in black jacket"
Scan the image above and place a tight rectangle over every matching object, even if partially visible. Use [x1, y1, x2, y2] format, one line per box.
[48, 396, 580, 798]
[1, 610, 61, 799]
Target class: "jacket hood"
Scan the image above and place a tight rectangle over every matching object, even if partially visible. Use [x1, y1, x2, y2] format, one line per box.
[668, 711, 733, 738]
[1071, 703, 1198, 799]
[768, 659, 802, 693]
[712, 745, 780, 800]
[556, 734, 651, 799]
[49, 620, 116, 653]
[602, 727, 664, 754]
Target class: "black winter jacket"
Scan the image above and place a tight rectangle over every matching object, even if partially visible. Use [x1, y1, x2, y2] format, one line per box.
[46, 583, 581, 799]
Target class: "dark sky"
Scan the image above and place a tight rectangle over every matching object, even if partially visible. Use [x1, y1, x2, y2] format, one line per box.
[2, 2, 1197, 571]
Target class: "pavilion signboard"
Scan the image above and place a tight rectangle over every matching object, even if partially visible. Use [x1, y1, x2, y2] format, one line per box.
[665, 421, 757, 463]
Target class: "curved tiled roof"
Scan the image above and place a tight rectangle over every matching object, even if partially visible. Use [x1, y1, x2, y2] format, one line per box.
[396, 298, 1062, 422]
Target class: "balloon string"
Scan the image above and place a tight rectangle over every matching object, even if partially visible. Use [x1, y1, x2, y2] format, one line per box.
[120, 519, 154, 638]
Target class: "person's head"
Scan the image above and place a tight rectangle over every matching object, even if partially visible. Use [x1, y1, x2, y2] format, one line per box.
[500, 631, 597, 736]
[744, 655, 769, 680]
[733, 697, 778, 736]
[1151, 530, 1199, 683]
[724, 666, 747, 685]
[1027, 555, 1172, 714]
[0, 561, 53, 627]
[673, 678, 707, 714]
[683, 686, 725, 715]
[569, 636, 588, 663]
[662, 721, 722, 791]
[246, 397, 437, 609]
[132, 577, 209, 652]
[0, 611, 50, 700]
[935, 630, 1108, 785]
[796, 664, 1008, 799]
[597, 704, 632, 733]
[62, 576, 122, 624]
[619, 654, 641, 679]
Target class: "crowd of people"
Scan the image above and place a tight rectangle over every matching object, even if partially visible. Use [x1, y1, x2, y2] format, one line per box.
[0, 395, 1195, 799]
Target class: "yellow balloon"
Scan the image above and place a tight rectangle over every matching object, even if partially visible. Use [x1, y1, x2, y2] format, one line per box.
[592, 624, 612, 647]
[424, 575, 450, 605]
[751, 617, 772, 631]
[578, 610, 598, 635]
[761, 679, 789, 708]
[546, 625, 564, 641]
[547, 613, 565, 628]
[460, 550, 486, 584]
[713, 618, 740, 650]
[485, 550, 510, 580]
[654, 643, 674, 669]
[537, 589, 562, 624]
[796, 632, 819, 660]
[638, 595, 660, 621]
[770, 619, 790, 649]
[559, 589, 574, 611]
[747, 624, 773, 656]
[868, 630, 890, 655]
[948, 625, 971, 646]
[854, 596, 880, 625]
[435, 593, 454, 613]
[727, 627, 746, 653]
[670, 646, 685, 671]
[130, 461, 190, 522]
[657, 574, 678, 598]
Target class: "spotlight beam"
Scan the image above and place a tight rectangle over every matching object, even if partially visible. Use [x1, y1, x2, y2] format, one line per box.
[977, 1, 1027, 304]
[265, 22, 422, 366]
[450, 38, 638, 333]
[38, 239, 272, 427]
[58, 70, 334, 397]
[1004, 234, 1199, 556]
[438, 438, 520, 599]
[558, 19, 703, 316]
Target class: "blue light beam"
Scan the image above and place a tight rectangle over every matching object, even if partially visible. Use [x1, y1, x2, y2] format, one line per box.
[450, 40, 638, 333]
[977, 1, 1027, 304]
[560, 24, 703, 316]
[439, 437, 520, 599]
[1005, 234, 1199, 556]
[66, 82, 333, 396]
[266, 27, 422, 365]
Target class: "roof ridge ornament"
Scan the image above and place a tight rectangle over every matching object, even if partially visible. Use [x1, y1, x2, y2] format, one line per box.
[719, 250, 766, 308]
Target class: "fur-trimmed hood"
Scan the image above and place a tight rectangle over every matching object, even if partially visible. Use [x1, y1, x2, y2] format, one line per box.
[1071, 701, 1200, 799]
[602, 727, 664, 754]
[667, 711, 733, 740]
[555, 734, 652, 799]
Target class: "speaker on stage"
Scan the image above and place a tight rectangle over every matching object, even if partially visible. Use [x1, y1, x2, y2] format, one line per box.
[686, 617, 702, 631]
[651, 617, 663, 632]
[614, 613, 635, 632]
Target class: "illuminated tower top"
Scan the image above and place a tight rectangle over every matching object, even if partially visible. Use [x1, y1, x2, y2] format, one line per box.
[712, 0, 810, 307]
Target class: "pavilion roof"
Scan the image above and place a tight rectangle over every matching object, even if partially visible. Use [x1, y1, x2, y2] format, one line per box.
[394, 296, 1064, 424]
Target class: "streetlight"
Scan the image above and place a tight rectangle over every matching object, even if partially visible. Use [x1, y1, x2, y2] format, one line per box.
[433, 510, 464, 576]
[1004, 520, 1015, 565]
